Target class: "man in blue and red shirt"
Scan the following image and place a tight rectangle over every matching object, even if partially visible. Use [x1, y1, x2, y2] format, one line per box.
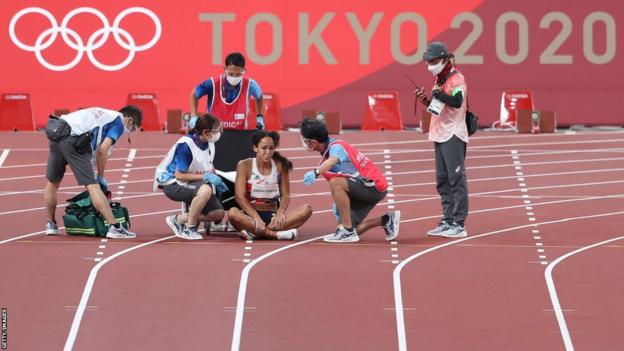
[300, 119, 400, 243]
[189, 52, 265, 130]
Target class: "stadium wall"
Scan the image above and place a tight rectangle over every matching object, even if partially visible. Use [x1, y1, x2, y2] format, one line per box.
[1, 0, 622, 129]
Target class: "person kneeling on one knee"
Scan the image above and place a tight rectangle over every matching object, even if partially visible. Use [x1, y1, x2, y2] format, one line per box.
[299, 119, 400, 243]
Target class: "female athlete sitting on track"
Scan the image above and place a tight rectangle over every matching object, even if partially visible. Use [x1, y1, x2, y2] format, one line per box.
[154, 113, 228, 240]
[227, 130, 313, 240]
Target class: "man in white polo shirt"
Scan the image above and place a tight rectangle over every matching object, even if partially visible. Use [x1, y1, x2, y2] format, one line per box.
[43, 105, 142, 239]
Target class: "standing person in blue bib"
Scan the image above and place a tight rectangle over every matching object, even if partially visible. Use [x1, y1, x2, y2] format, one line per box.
[44, 106, 142, 239]
[189, 52, 265, 130]
[154, 113, 228, 240]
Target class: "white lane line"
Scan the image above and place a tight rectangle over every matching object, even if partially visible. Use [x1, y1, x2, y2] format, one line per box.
[0, 208, 177, 245]
[4, 135, 623, 167]
[4, 165, 624, 199]
[393, 211, 624, 351]
[0, 149, 10, 167]
[231, 234, 328, 351]
[5, 153, 624, 184]
[545, 235, 624, 351]
[0, 230, 45, 244]
[0, 192, 164, 216]
[63, 235, 175, 351]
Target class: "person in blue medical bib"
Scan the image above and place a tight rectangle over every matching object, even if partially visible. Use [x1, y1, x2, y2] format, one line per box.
[154, 113, 228, 240]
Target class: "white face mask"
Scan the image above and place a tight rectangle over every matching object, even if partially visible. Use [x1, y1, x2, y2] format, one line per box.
[124, 119, 135, 134]
[226, 74, 243, 86]
[207, 132, 221, 143]
[300, 135, 314, 151]
[427, 60, 446, 76]
[204, 124, 223, 143]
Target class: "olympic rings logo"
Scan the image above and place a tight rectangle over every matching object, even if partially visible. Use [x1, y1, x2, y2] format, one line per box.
[9, 7, 162, 71]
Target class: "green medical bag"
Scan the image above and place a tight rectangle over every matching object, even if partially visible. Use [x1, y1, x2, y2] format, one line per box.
[62, 191, 130, 237]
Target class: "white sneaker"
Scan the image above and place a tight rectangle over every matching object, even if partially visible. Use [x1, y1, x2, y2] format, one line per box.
[324, 226, 359, 243]
[165, 214, 183, 236]
[210, 221, 228, 232]
[106, 225, 136, 239]
[276, 229, 297, 240]
[440, 223, 468, 238]
[177, 227, 202, 240]
[383, 210, 400, 241]
[238, 230, 256, 241]
[427, 222, 451, 236]
[45, 221, 59, 235]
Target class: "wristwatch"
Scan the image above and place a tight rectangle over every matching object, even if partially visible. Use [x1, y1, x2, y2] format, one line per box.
[314, 168, 320, 177]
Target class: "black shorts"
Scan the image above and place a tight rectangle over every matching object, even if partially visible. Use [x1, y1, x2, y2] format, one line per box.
[257, 210, 275, 225]
[347, 177, 387, 227]
[163, 181, 223, 214]
[46, 137, 96, 186]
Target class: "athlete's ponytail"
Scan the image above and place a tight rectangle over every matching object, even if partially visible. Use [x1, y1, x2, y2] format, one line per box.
[252, 130, 293, 172]
[272, 151, 293, 172]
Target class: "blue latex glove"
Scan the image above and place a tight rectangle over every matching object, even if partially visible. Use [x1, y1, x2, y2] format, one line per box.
[96, 175, 108, 190]
[303, 170, 316, 185]
[202, 173, 228, 194]
[256, 114, 265, 130]
[331, 203, 341, 222]
[188, 115, 199, 129]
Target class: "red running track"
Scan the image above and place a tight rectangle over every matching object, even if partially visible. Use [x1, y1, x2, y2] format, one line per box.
[0, 130, 623, 350]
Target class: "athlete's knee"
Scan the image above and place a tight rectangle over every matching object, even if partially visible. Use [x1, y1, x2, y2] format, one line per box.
[227, 208, 241, 220]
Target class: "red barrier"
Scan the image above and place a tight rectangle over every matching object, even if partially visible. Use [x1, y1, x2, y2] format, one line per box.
[0, 93, 36, 131]
[248, 93, 283, 130]
[362, 91, 403, 131]
[127, 93, 163, 131]
[497, 91, 534, 128]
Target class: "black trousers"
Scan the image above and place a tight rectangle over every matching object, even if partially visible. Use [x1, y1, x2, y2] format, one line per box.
[434, 135, 468, 226]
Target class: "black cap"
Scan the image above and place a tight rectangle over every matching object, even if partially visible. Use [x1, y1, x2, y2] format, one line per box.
[423, 41, 454, 61]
